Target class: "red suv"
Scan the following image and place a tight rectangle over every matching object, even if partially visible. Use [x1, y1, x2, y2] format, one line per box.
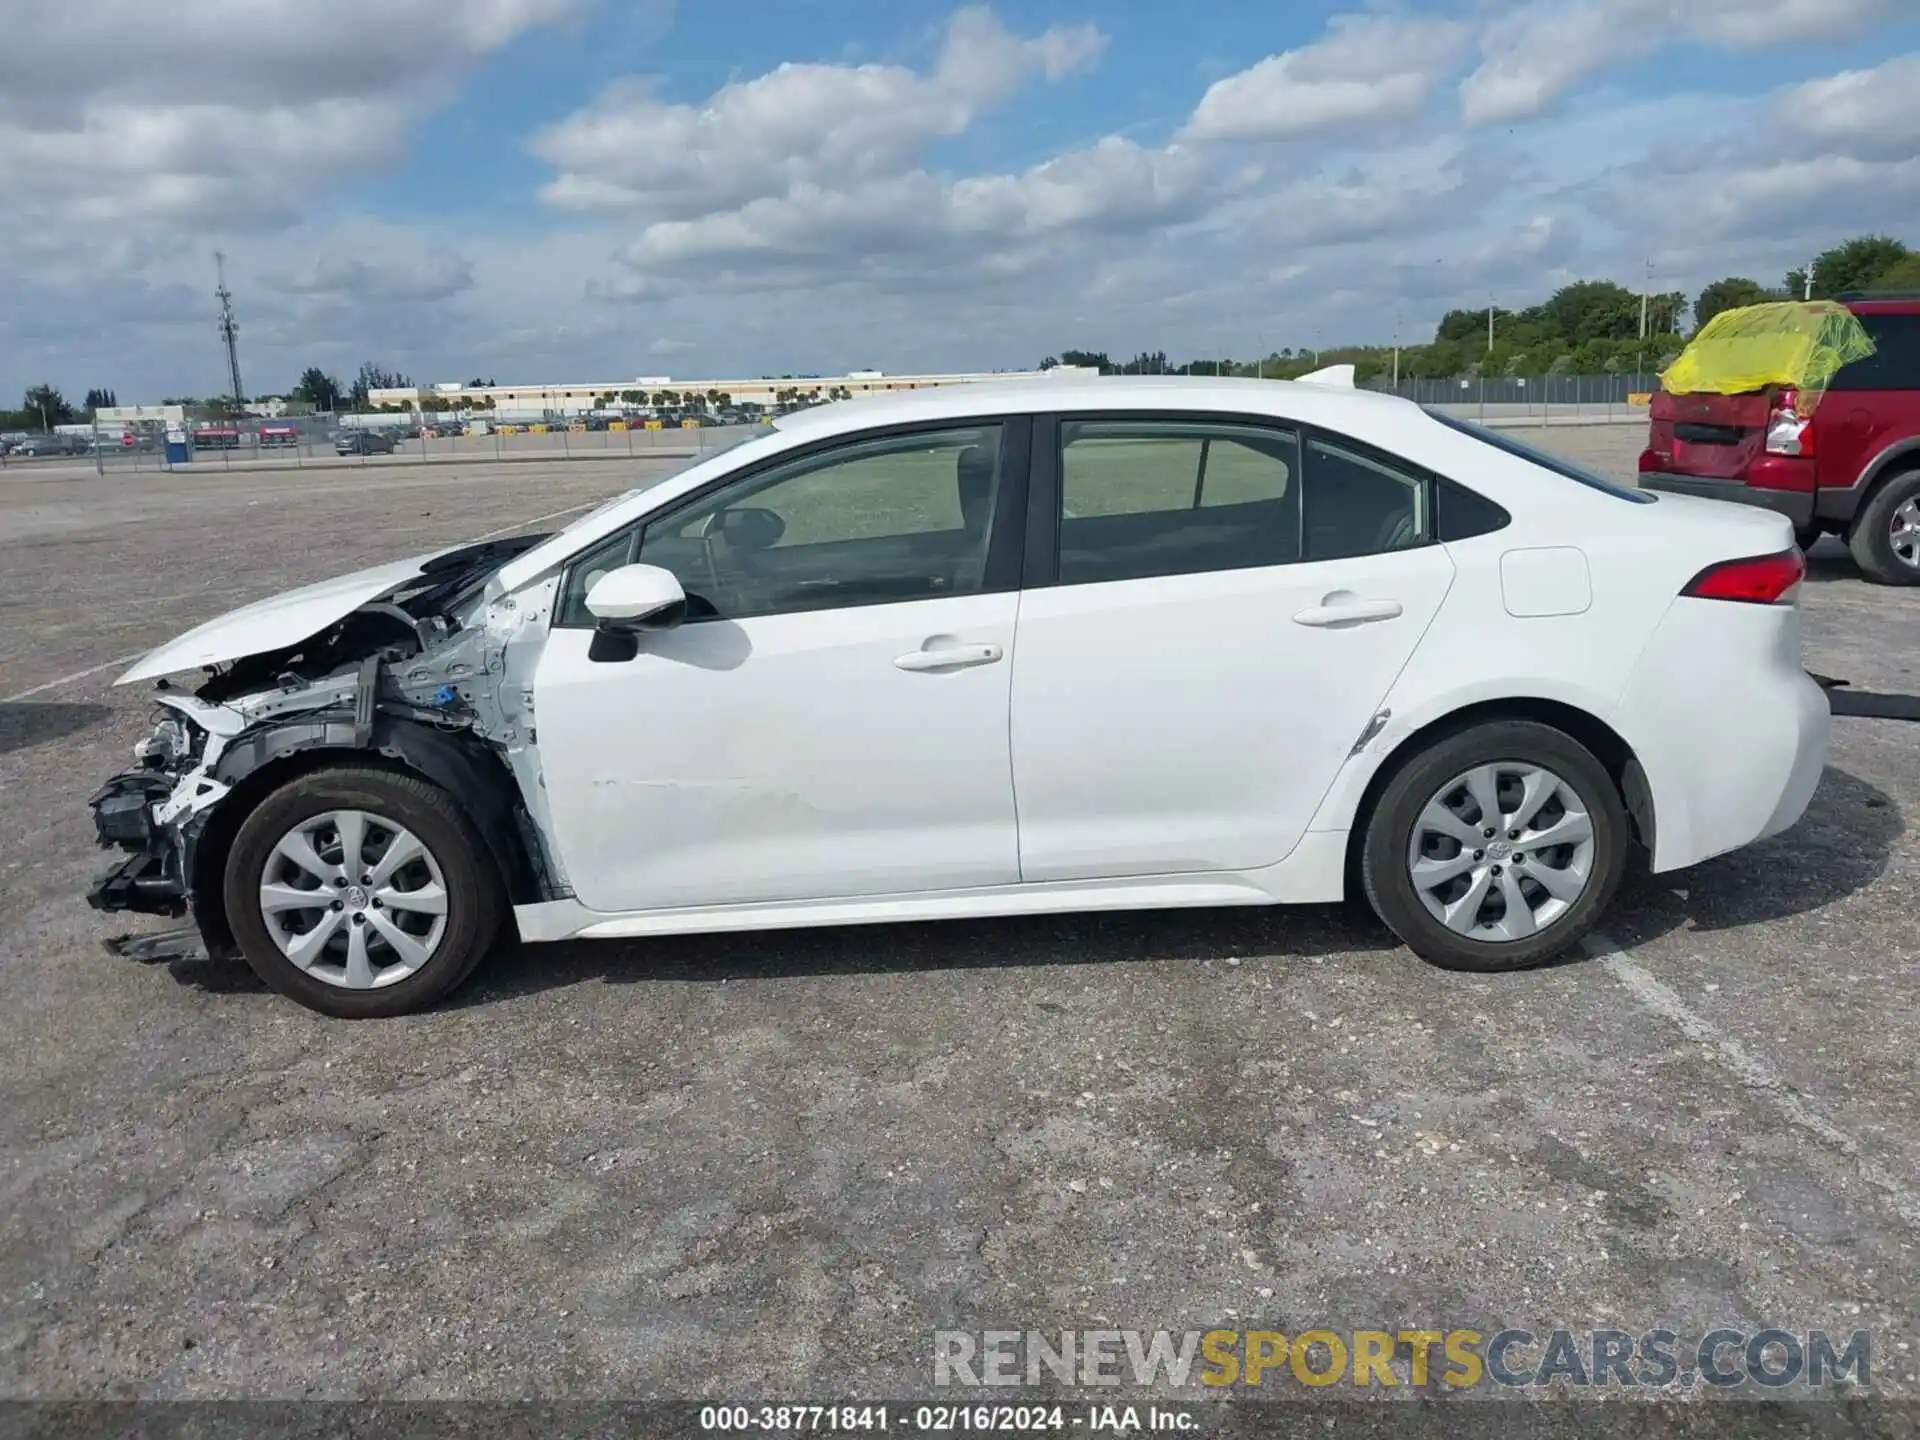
[1639, 296, 1920, 584]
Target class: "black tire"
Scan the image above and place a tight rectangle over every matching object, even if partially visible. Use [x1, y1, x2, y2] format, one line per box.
[1847, 469, 1920, 586]
[1360, 720, 1630, 973]
[223, 765, 504, 1018]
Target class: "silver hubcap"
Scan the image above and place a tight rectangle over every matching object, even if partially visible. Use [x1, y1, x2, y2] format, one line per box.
[1890, 498, 1920, 570]
[259, 810, 448, 989]
[1408, 763, 1596, 942]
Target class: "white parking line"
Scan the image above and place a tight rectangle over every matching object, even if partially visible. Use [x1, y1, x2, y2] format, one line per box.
[3, 655, 147, 705]
[1588, 932, 1920, 1231]
[1, 502, 602, 706]
[472, 500, 599, 541]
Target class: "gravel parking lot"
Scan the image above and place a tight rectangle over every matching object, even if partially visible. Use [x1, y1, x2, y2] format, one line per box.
[2, 428, 1917, 1418]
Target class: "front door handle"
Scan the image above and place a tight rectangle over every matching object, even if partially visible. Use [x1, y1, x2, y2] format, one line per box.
[894, 643, 1004, 672]
[1293, 598, 1404, 628]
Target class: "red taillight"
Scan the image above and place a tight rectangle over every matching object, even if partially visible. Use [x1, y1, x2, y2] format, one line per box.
[1764, 387, 1814, 457]
[1682, 548, 1805, 605]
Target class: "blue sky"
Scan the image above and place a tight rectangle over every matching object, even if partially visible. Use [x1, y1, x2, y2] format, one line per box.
[4, 0, 1919, 400]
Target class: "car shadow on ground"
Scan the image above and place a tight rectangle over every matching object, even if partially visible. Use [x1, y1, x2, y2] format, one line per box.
[452, 900, 1404, 1008]
[1596, 763, 1903, 950]
[1802, 538, 1860, 584]
[159, 765, 1902, 1007]
[0, 701, 112, 757]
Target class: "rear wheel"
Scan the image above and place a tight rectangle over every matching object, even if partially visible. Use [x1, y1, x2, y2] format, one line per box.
[1848, 469, 1920, 586]
[223, 766, 503, 1017]
[1361, 721, 1629, 972]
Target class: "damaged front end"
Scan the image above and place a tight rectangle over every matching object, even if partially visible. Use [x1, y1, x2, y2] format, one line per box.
[87, 766, 194, 917]
[86, 532, 572, 956]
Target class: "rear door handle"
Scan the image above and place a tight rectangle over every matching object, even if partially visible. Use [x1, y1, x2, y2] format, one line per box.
[894, 643, 1004, 672]
[1292, 598, 1404, 628]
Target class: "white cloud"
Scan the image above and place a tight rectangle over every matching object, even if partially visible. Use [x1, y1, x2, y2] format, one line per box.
[1783, 52, 1920, 160]
[1461, 0, 1898, 126]
[1689, 0, 1896, 49]
[1182, 13, 1470, 142]
[0, 0, 588, 225]
[1461, 2, 1652, 127]
[531, 6, 1105, 216]
[272, 253, 479, 305]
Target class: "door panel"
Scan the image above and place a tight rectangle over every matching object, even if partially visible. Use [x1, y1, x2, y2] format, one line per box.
[1009, 549, 1454, 881]
[534, 418, 1030, 914]
[1009, 412, 1453, 884]
[537, 594, 1020, 912]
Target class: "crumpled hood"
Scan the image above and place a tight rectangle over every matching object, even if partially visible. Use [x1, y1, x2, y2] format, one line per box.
[117, 546, 465, 685]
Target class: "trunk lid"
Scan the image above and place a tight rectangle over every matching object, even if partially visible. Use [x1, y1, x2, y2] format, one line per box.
[1645, 388, 1781, 479]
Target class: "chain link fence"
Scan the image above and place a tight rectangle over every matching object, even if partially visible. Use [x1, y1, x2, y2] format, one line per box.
[1368, 372, 1660, 421]
[0, 414, 764, 474]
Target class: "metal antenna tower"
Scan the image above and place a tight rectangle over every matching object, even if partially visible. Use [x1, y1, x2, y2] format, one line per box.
[215, 252, 245, 404]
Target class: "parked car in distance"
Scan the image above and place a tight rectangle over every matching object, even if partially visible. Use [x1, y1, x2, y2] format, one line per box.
[1639, 294, 1920, 583]
[336, 430, 398, 456]
[11, 433, 81, 457]
[259, 424, 301, 448]
[91, 375, 1829, 1017]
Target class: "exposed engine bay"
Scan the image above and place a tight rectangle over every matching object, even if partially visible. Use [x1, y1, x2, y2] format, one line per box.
[86, 533, 572, 956]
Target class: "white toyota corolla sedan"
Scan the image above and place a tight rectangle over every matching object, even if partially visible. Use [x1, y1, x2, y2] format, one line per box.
[87, 374, 1830, 1016]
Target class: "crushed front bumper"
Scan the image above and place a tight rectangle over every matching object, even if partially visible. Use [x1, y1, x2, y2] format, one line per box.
[86, 772, 191, 917]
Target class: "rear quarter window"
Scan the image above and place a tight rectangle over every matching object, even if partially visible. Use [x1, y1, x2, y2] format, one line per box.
[1830, 313, 1920, 391]
[1423, 409, 1656, 503]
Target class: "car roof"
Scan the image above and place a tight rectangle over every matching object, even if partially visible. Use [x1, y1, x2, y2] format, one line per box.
[768, 374, 1417, 440]
[1843, 297, 1920, 314]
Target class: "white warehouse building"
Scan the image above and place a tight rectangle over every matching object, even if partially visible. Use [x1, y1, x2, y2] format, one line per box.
[367, 366, 1097, 418]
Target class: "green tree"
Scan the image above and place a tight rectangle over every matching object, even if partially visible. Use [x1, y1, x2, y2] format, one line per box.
[1804, 234, 1911, 299]
[291, 367, 343, 411]
[1694, 277, 1773, 329]
[1865, 252, 1920, 292]
[23, 384, 74, 428]
[1435, 307, 1497, 346]
[82, 387, 117, 412]
[349, 362, 412, 408]
[1538, 280, 1641, 345]
[1058, 349, 1114, 372]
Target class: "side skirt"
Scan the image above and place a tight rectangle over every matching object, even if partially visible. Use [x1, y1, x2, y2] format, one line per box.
[512, 830, 1350, 943]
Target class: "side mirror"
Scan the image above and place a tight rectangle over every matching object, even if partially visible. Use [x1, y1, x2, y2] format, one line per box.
[584, 563, 687, 632]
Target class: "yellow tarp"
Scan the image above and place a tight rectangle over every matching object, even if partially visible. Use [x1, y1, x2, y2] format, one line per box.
[1660, 300, 1875, 413]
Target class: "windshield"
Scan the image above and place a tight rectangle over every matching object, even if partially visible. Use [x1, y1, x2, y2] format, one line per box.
[555, 427, 778, 537]
[1424, 408, 1655, 504]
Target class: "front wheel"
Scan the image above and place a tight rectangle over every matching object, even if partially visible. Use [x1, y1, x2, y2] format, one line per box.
[1360, 721, 1630, 972]
[223, 765, 504, 1017]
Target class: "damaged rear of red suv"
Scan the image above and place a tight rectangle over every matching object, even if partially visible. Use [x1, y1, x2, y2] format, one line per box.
[1640, 296, 1920, 584]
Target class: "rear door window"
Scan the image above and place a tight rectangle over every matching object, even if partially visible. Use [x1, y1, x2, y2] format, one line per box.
[1054, 419, 1301, 584]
